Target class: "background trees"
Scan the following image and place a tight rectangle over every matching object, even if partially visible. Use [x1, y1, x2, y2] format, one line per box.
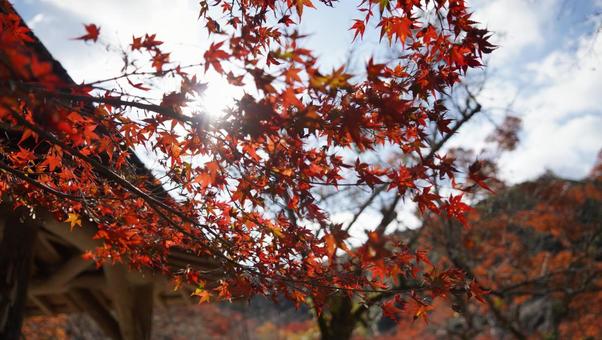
[377, 168, 602, 339]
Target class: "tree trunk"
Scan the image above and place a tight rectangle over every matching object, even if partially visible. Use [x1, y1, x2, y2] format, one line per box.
[317, 294, 357, 340]
[0, 208, 38, 340]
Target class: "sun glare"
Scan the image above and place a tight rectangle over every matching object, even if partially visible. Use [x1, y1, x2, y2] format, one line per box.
[193, 73, 242, 119]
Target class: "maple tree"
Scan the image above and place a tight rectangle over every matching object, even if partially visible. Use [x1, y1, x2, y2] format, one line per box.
[0, 0, 496, 337]
[306, 80, 516, 339]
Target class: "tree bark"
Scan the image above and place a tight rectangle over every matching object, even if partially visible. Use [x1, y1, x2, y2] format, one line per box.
[0, 207, 38, 340]
[317, 294, 357, 340]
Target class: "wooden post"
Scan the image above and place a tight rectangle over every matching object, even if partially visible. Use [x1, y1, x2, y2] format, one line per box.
[104, 264, 154, 340]
[0, 207, 39, 340]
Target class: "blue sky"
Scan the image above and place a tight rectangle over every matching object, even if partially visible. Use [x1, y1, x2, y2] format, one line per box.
[12, 0, 602, 184]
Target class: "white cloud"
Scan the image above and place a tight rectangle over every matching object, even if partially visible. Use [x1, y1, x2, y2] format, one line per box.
[26, 13, 46, 29]
[472, 0, 558, 65]
[500, 114, 601, 181]
[499, 32, 602, 182]
[524, 35, 602, 117]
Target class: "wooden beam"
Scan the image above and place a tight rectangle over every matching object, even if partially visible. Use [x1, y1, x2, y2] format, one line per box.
[89, 289, 112, 316]
[154, 294, 167, 310]
[168, 250, 220, 269]
[29, 255, 92, 296]
[38, 211, 100, 251]
[104, 264, 154, 340]
[68, 289, 122, 340]
[29, 273, 106, 295]
[178, 287, 194, 305]
[38, 229, 71, 247]
[34, 232, 63, 265]
[28, 295, 52, 315]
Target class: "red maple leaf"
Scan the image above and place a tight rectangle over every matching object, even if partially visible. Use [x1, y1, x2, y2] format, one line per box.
[350, 19, 366, 41]
[73, 23, 100, 42]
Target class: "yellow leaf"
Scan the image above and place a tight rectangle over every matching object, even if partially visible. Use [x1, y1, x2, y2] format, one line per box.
[192, 288, 211, 303]
[270, 225, 284, 239]
[65, 213, 82, 230]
